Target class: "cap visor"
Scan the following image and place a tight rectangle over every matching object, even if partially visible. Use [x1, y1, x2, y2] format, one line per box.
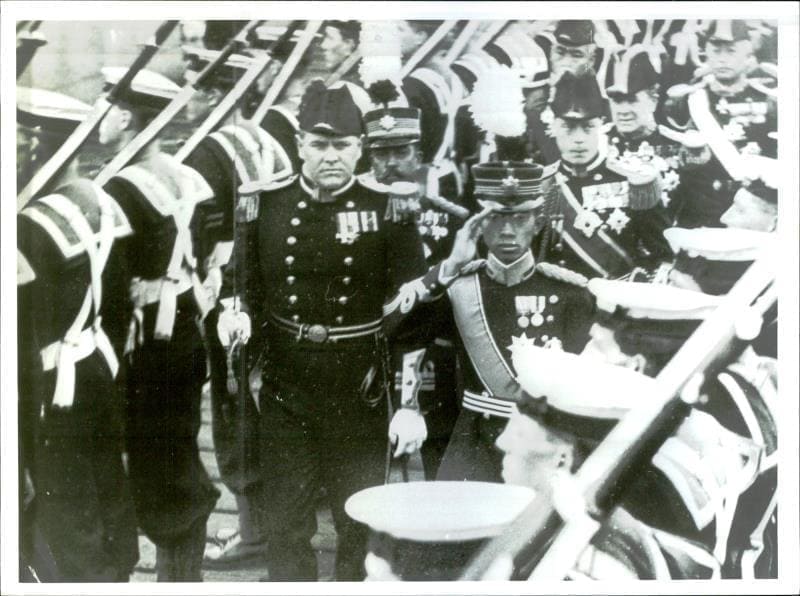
[368, 136, 420, 149]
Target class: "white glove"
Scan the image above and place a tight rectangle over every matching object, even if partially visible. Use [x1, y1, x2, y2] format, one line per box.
[216, 307, 251, 348]
[388, 408, 428, 457]
[202, 267, 223, 304]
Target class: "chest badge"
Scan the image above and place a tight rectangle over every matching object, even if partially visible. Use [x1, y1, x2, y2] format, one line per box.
[515, 295, 547, 329]
[335, 210, 379, 244]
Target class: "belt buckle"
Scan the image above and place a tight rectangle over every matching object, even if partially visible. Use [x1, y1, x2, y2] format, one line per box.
[306, 324, 328, 343]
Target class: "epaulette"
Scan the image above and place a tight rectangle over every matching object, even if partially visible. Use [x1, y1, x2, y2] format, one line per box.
[357, 173, 391, 193]
[535, 262, 589, 287]
[235, 174, 296, 223]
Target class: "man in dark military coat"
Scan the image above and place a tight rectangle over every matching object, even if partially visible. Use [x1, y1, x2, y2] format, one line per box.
[98, 68, 219, 582]
[663, 19, 777, 228]
[542, 72, 672, 280]
[382, 161, 596, 483]
[216, 80, 428, 581]
[16, 88, 139, 582]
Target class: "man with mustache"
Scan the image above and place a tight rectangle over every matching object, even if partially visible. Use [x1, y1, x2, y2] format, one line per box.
[216, 80, 428, 581]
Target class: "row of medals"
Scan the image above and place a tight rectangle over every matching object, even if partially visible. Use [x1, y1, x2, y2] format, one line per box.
[516, 295, 558, 329]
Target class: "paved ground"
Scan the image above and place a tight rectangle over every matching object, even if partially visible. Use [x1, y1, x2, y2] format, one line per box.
[130, 382, 424, 582]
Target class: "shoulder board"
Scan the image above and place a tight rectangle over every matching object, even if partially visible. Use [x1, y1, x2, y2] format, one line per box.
[535, 262, 589, 287]
[17, 249, 36, 286]
[357, 173, 391, 193]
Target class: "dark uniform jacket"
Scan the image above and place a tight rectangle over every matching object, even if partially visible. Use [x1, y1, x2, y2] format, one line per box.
[17, 180, 138, 581]
[545, 154, 673, 279]
[665, 74, 777, 228]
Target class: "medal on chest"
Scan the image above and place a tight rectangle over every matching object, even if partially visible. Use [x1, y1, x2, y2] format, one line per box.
[515, 295, 553, 329]
[335, 210, 379, 245]
[417, 209, 450, 241]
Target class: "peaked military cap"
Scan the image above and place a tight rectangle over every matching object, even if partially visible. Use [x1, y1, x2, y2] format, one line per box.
[588, 278, 722, 361]
[551, 71, 606, 120]
[101, 66, 180, 111]
[663, 227, 775, 262]
[346, 481, 534, 580]
[554, 20, 595, 47]
[297, 79, 364, 137]
[512, 344, 659, 440]
[472, 160, 558, 212]
[17, 87, 92, 136]
[703, 19, 751, 44]
[605, 45, 661, 97]
[363, 79, 421, 148]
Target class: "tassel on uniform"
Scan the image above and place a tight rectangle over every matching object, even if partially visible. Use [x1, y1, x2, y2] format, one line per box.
[607, 159, 662, 210]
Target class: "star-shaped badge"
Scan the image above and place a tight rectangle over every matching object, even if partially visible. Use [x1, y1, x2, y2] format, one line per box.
[606, 207, 631, 234]
[379, 114, 397, 131]
[502, 174, 520, 196]
[507, 333, 537, 355]
[574, 208, 603, 238]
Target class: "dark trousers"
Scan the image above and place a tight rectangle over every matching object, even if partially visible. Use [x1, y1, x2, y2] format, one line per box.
[21, 352, 139, 582]
[436, 409, 507, 483]
[125, 341, 219, 550]
[258, 339, 389, 581]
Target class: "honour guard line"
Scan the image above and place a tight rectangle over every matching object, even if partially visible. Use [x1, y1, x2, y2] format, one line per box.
[15, 17, 780, 583]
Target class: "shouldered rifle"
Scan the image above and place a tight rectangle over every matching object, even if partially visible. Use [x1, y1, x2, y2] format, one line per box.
[17, 20, 45, 79]
[460, 254, 778, 580]
[175, 20, 313, 161]
[399, 21, 459, 78]
[249, 20, 324, 125]
[17, 20, 179, 211]
[94, 20, 261, 186]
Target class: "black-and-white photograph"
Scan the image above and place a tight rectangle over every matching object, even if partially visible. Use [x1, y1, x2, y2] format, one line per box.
[2, 2, 798, 594]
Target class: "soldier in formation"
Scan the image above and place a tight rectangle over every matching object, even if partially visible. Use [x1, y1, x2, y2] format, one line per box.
[15, 17, 781, 583]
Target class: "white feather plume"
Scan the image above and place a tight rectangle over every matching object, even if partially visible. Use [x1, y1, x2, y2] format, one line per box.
[358, 21, 403, 88]
[468, 64, 526, 137]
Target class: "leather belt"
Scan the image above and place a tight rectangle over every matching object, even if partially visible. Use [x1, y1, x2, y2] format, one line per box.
[269, 312, 382, 343]
[462, 389, 515, 418]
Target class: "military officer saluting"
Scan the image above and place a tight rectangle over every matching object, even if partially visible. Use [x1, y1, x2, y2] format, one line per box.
[17, 88, 139, 582]
[384, 161, 595, 483]
[663, 19, 777, 228]
[216, 80, 429, 581]
[98, 68, 220, 582]
[543, 71, 672, 280]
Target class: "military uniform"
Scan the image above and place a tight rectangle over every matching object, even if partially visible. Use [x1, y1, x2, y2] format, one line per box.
[219, 82, 428, 581]
[583, 279, 779, 578]
[99, 68, 219, 581]
[18, 167, 139, 581]
[664, 20, 777, 228]
[541, 72, 672, 279]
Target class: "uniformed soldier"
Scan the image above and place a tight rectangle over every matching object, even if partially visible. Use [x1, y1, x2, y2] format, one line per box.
[579, 279, 778, 578]
[663, 19, 777, 228]
[383, 161, 596, 483]
[360, 80, 468, 479]
[98, 68, 220, 581]
[500, 345, 723, 579]
[215, 80, 429, 581]
[525, 20, 608, 165]
[663, 226, 777, 358]
[542, 71, 672, 279]
[604, 44, 699, 221]
[319, 20, 361, 81]
[17, 88, 139, 581]
[178, 47, 286, 568]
